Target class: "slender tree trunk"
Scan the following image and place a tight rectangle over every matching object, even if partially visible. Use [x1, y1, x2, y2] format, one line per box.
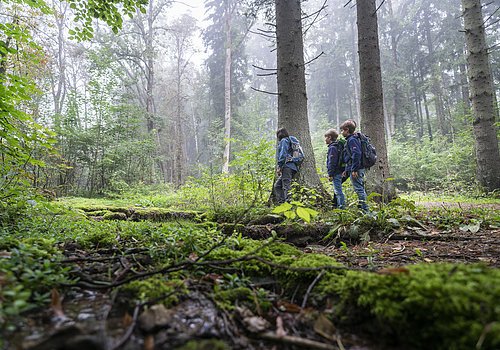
[387, 0, 399, 137]
[462, 0, 500, 191]
[423, 6, 448, 136]
[350, 17, 361, 125]
[222, 0, 232, 174]
[459, 62, 471, 118]
[335, 83, 340, 129]
[175, 59, 184, 186]
[356, 0, 395, 201]
[411, 67, 423, 138]
[275, 0, 323, 191]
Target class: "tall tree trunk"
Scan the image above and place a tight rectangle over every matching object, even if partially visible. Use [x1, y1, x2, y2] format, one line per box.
[175, 40, 184, 186]
[423, 5, 448, 136]
[462, 0, 500, 191]
[356, 0, 395, 201]
[350, 17, 361, 125]
[275, 0, 323, 191]
[222, 0, 233, 174]
[387, 0, 399, 137]
[459, 61, 471, 118]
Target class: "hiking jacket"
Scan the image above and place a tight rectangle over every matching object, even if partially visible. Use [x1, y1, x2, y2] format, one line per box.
[277, 136, 299, 172]
[343, 134, 362, 172]
[327, 141, 344, 177]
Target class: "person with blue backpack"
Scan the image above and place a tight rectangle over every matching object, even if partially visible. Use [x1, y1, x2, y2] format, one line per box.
[340, 120, 369, 212]
[274, 127, 304, 204]
[325, 128, 346, 209]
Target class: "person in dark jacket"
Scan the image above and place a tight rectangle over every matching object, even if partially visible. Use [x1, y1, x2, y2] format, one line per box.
[274, 127, 299, 203]
[325, 129, 345, 209]
[340, 120, 369, 212]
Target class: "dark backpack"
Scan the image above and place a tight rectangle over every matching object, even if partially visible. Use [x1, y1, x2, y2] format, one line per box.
[333, 139, 346, 171]
[346, 132, 377, 169]
[287, 136, 305, 167]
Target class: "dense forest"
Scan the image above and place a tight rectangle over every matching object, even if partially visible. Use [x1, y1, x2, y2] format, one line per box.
[1, 0, 499, 349]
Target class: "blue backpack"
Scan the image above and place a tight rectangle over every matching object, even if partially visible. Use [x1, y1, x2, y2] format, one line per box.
[287, 136, 305, 167]
[345, 132, 377, 169]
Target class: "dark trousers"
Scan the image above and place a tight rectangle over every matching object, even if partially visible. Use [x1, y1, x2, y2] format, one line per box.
[274, 166, 296, 203]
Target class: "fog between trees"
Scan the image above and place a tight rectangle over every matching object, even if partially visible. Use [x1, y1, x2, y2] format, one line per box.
[1, 0, 499, 195]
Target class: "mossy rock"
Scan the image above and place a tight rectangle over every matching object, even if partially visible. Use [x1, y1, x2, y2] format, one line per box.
[228, 222, 351, 247]
[320, 263, 500, 349]
[102, 212, 128, 220]
[129, 208, 200, 222]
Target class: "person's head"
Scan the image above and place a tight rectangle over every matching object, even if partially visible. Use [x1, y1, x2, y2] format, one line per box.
[276, 127, 289, 141]
[340, 120, 356, 137]
[324, 129, 338, 145]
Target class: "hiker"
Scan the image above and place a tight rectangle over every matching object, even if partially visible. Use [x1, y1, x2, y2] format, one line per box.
[340, 120, 369, 212]
[325, 128, 346, 209]
[274, 128, 303, 204]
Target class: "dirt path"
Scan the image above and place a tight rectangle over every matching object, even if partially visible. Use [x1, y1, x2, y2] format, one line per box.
[306, 228, 500, 268]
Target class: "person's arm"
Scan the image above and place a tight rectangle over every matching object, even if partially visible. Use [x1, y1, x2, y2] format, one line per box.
[277, 138, 289, 169]
[327, 145, 336, 178]
[349, 137, 362, 172]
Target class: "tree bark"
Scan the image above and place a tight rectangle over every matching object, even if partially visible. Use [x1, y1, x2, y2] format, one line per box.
[462, 0, 500, 191]
[275, 0, 323, 192]
[356, 0, 395, 201]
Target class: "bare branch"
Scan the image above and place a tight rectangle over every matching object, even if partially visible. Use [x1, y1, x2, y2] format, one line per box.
[303, 0, 328, 35]
[250, 29, 276, 39]
[252, 64, 276, 71]
[374, 0, 387, 15]
[302, 51, 325, 67]
[485, 15, 500, 29]
[251, 87, 279, 95]
[343, 0, 354, 7]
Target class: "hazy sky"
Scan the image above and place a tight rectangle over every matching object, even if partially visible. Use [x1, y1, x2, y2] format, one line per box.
[170, 0, 208, 25]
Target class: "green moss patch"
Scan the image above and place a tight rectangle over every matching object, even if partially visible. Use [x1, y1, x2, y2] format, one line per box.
[320, 263, 500, 349]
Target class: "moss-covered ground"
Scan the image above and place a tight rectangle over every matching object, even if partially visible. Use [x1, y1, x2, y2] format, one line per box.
[1, 195, 499, 349]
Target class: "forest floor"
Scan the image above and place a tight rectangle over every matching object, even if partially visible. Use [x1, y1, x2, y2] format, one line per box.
[4, 200, 500, 350]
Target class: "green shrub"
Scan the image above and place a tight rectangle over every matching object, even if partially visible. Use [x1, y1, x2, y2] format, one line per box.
[388, 129, 476, 193]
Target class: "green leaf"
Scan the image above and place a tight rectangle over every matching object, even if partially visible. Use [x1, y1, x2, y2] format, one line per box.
[272, 202, 292, 213]
[303, 207, 319, 217]
[284, 210, 296, 220]
[296, 207, 311, 223]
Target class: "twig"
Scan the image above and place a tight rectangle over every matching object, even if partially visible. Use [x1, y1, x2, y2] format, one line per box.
[301, 270, 326, 308]
[258, 331, 338, 350]
[111, 304, 140, 350]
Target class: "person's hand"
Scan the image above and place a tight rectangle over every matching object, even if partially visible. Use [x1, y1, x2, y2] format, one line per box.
[328, 176, 333, 181]
[351, 171, 358, 179]
[276, 168, 282, 176]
